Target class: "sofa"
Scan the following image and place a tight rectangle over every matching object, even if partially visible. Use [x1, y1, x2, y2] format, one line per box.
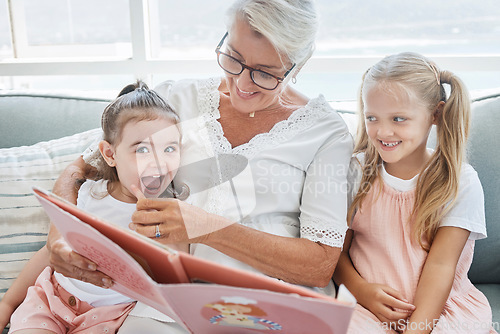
[1, 88, 498, 332]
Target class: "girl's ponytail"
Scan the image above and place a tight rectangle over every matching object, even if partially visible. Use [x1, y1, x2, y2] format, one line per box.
[413, 69, 471, 250]
[438, 70, 470, 171]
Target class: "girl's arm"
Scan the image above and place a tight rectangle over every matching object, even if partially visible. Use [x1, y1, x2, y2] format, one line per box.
[0, 246, 50, 329]
[403, 226, 470, 334]
[333, 230, 415, 324]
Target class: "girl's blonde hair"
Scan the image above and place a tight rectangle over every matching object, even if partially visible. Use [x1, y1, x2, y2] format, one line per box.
[348, 52, 471, 251]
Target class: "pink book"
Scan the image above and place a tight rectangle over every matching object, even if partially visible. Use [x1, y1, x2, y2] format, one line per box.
[33, 186, 356, 333]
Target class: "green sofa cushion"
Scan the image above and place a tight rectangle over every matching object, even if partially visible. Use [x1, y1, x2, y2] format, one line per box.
[467, 94, 500, 284]
[0, 91, 107, 148]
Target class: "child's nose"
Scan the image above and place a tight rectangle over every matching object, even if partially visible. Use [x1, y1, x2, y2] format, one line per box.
[377, 124, 394, 137]
[147, 157, 168, 171]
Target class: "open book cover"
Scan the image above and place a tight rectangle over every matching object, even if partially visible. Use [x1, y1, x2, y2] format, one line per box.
[33, 186, 356, 333]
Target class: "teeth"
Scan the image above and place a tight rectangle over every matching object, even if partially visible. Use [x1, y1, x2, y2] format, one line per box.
[141, 175, 164, 191]
[381, 141, 401, 147]
[239, 88, 256, 95]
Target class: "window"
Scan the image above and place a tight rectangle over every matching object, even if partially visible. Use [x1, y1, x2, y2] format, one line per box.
[1, 0, 499, 100]
[153, 1, 231, 60]
[303, 0, 500, 99]
[10, 0, 131, 58]
[0, 0, 12, 58]
[315, 0, 500, 56]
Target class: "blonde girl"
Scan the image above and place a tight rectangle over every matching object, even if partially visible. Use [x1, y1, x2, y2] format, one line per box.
[334, 52, 496, 334]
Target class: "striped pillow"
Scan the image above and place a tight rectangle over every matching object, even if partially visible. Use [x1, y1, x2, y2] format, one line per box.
[0, 128, 101, 299]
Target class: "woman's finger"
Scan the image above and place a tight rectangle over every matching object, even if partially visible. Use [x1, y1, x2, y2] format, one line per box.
[51, 248, 113, 288]
[135, 197, 174, 211]
[130, 184, 146, 200]
[144, 224, 163, 239]
[131, 208, 171, 226]
[50, 237, 96, 271]
[131, 220, 166, 236]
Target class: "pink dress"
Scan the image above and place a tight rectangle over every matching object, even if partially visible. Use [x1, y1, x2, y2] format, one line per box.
[347, 176, 496, 334]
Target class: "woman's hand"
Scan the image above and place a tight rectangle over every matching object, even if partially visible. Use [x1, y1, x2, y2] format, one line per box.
[46, 225, 114, 288]
[359, 282, 415, 327]
[129, 185, 229, 245]
[47, 156, 113, 288]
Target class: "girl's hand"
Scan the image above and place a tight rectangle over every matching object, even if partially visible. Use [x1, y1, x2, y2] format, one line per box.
[360, 282, 415, 326]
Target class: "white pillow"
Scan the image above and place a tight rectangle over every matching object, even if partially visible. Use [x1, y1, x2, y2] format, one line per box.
[0, 128, 101, 299]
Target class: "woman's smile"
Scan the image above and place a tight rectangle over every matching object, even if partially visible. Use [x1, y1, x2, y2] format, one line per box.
[235, 85, 258, 99]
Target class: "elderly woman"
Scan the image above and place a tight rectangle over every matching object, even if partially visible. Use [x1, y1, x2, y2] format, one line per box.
[47, 0, 353, 332]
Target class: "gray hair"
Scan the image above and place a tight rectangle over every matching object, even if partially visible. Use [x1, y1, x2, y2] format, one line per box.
[225, 0, 318, 71]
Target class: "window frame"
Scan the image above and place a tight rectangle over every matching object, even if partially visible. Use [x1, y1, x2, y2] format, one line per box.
[1, 0, 499, 95]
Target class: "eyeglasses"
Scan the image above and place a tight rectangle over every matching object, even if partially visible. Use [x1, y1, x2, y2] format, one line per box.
[215, 32, 296, 91]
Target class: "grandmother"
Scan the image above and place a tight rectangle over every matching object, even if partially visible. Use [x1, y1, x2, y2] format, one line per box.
[46, 0, 353, 332]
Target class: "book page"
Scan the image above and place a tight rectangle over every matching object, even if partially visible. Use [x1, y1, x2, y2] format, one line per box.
[158, 284, 354, 334]
[34, 189, 184, 323]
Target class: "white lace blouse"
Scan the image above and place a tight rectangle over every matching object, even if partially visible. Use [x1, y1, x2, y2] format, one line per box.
[154, 78, 354, 273]
[83, 77, 353, 275]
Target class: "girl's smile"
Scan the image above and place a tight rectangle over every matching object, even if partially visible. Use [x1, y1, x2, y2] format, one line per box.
[379, 140, 402, 150]
[364, 84, 435, 179]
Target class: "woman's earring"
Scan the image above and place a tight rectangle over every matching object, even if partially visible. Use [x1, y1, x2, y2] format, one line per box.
[292, 77, 297, 84]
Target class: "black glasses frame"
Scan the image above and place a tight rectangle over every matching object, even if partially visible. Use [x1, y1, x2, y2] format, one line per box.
[215, 32, 296, 91]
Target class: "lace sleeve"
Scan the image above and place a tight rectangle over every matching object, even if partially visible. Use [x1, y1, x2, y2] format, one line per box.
[300, 216, 346, 248]
[298, 128, 353, 249]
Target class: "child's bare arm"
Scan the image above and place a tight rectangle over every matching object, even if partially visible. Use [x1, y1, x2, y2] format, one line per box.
[0, 246, 50, 329]
[403, 226, 470, 334]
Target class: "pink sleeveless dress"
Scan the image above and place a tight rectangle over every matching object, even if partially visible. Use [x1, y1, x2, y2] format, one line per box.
[346, 178, 496, 334]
